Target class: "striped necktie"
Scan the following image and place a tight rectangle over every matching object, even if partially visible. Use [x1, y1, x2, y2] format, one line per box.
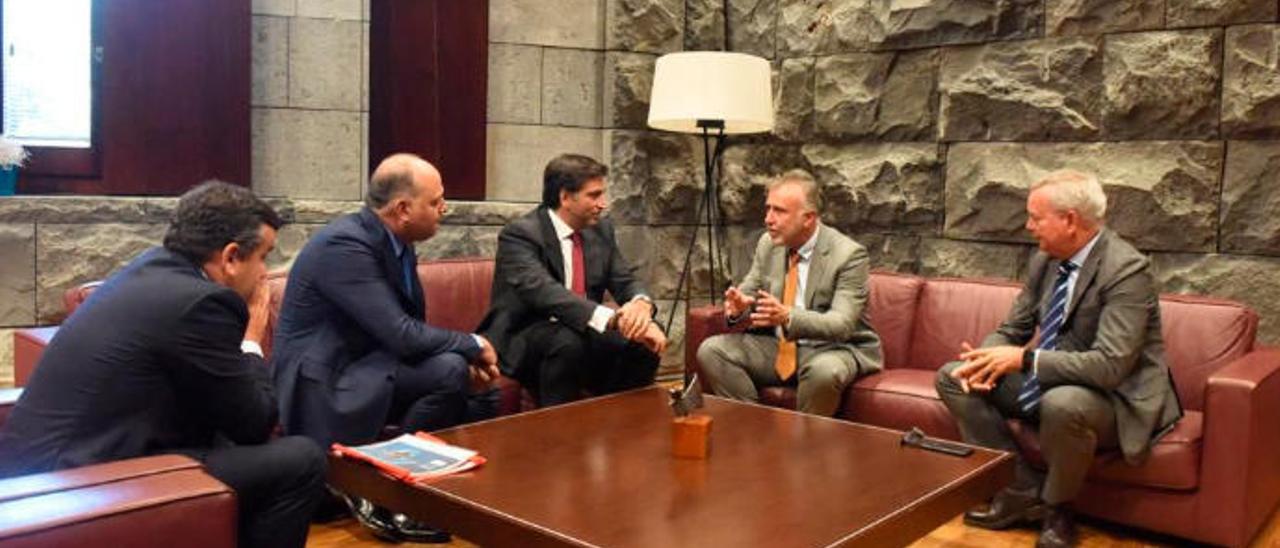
[1016, 261, 1077, 414]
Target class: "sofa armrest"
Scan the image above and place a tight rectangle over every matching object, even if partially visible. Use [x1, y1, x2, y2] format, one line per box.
[0, 388, 21, 432]
[684, 305, 730, 383]
[0, 455, 237, 548]
[1199, 348, 1280, 547]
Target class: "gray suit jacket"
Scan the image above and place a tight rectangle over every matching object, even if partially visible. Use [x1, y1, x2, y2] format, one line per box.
[738, 224, 883, 375]
[984, 228, 1182, 464]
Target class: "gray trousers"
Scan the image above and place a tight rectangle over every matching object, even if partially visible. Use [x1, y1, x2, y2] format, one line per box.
[935, 360, 1118, 505]
[696, 333, 859, 416]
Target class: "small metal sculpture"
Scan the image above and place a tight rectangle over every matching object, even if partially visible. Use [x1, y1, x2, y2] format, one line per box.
[668, 374, 705, 417]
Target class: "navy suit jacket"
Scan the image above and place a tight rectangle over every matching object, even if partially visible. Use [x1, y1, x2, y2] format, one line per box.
[0, 248, 277, 477]
[272, 208, 480, 446]
[477, 206, 649, 376]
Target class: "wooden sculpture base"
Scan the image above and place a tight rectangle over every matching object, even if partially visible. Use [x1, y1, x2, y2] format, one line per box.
[672, 414, 713, 459]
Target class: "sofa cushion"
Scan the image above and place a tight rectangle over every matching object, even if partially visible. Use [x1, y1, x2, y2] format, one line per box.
[866, 271, 924, 369]
[1158, 295, 1257, 411]
[908, 278, 1022, 371]
[843, 369, 960, 440]
[759, 387, 798, 410]
[419, 258, 495, 332]
[1008, 411, 1203, 491]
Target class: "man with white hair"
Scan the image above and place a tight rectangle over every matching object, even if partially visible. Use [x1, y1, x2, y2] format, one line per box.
[936, 170, 1182, 548]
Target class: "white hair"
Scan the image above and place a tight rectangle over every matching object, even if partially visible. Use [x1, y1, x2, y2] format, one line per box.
[1030, 169, 1107, 226]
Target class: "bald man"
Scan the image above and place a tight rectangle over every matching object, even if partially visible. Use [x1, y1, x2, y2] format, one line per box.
[272, 154, 498, 542]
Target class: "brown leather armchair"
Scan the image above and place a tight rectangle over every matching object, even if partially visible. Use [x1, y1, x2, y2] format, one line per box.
[686, 271, 1280, 547]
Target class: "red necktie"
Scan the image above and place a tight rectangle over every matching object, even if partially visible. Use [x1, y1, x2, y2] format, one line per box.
[570, 232, 586, 297]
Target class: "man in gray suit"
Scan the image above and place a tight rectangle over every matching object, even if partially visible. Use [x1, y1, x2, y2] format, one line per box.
[697, 170, 882, 416]
[936, 170, 1182, 548]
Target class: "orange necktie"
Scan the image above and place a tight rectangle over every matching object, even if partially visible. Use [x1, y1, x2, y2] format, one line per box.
[774, 249, 800, 381]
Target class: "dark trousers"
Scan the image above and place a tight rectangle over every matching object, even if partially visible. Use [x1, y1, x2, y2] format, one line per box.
[176, 435, 327, 548]
[513, 320, 659, 407]
[935, 361, 1118, 505]
[388, 352, 472, 432]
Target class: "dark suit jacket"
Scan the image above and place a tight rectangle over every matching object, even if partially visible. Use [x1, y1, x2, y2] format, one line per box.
[0, 248, 276, 477]
[478, 207, 649, 376]
[272, 208, 480, 446]
[984, 229, 1182, 464]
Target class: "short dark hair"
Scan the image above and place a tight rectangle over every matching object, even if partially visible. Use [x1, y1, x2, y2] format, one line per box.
[541, 154, 608, 209]
[366, 157, 419, 210]
[164, 181, 284, 264]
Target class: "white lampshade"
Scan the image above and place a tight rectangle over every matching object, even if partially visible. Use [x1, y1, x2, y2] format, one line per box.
[647, 51, 774, 135]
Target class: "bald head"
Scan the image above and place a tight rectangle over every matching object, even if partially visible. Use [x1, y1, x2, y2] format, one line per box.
[366, 153, 441, 211]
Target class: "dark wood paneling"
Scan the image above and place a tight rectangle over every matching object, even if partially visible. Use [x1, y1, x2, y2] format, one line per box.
[370, 0, 487, 200]
[15, 0, 249, 195]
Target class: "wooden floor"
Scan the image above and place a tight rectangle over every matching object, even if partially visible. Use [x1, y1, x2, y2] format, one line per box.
[307, 503, 1280, 547]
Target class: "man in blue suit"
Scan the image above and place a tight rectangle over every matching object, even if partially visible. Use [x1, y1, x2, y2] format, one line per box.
[272, 153, 499, 542]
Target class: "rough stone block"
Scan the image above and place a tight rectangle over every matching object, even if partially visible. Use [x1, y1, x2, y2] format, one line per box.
[728, 0, 777, 58]
[1103, 29, 1222, 140]
[1153, 253, 1280, 345]
[253, 0, 294, 16]
[416, 225, 502, 261]
[802, 143, 943, 234]
[686, 0, 726, 51]
[297, 0, 362, 20]
[0, 224, 35, 327]
[607, 0, 683, 53]
[252, 16, 289, 108]
[774, 57, 815, 142]
[945, 142, 1223, 253]
[1221, 140, 1280, 255]
[778, 0, 886, 56]
[918, 238, 1030, 281]
[604, 52, 657, 129]
[652, 299, 686, 377]
[939, 37, 1103, 141]
[542, 48, 603, 128]
[488, 44, 543, 125]
[814, 49, 938, 141]
[1223, 25, 1280, 139]
[1045, 0, 1163, 36]
[633, 225, 727, 299]
[289, 17, 362, 110]
[486, 124, 603, 202]
[252, 108, 363, 200]
[36, 224, 165, 322]
[1167, 0, 1275, 27]
[606, 130, 703, 225]
[268, 223, 326, 270]
[719, 143, 808, 224]
[882, 0, 1003, 50]
[852, 232, 921, 274]
[442, 201, 532, 226]
[362, 21, 370, 111]
[490, 0, 605, 49]
[995, 0, 1044, 40]
[0, 197, 174, 224]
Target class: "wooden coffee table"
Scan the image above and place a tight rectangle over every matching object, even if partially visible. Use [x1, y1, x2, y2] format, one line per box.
[328, 387, 1013, 547]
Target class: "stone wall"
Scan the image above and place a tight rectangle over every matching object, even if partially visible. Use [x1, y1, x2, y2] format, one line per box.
[602, 1, 1280, 347]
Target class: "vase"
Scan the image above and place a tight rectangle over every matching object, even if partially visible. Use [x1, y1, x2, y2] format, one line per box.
[0, 167, 15, 196]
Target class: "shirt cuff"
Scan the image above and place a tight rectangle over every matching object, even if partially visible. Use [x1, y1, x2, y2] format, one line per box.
[588, 305, 615, 334]
[470, 334, 486, 353]
[1032, 349, 1041, 377]
[241, 340, 264, 357]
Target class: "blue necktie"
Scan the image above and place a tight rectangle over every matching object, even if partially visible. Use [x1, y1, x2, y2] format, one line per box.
[401, 248, 415, 295]
[1017, 261, 1077, 414]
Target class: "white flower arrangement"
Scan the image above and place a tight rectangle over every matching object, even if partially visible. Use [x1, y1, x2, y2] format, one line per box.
[0, 135, 28, 169]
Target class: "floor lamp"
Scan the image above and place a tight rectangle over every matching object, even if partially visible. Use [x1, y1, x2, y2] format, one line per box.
[646, 52, 774, 341]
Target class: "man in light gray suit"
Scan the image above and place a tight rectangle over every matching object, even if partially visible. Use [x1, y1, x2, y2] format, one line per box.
[697, 170, 882, 416]
[936, 170, 1182, 548]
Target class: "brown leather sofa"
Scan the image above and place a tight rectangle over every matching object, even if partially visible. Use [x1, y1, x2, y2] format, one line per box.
[686, 270, 1280, 547]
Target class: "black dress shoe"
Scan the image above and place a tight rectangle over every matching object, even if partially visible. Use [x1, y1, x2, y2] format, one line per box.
[342, 495, 402, 543]
[963, 488, 1047, 530]
[1036, 505, 1078, 548]
[390, 513, 451, 544]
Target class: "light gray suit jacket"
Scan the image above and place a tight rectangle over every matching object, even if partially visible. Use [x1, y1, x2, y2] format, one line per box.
[984, 228, 1182, 464]
[738, 224, 883, 375]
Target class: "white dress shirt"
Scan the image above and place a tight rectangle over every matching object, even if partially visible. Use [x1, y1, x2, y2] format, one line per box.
[547, 209, 648, 333]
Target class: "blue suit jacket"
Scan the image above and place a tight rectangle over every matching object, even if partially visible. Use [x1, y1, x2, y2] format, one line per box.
[272, 208, 480, 446]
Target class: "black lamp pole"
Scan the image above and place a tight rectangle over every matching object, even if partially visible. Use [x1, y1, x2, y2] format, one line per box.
[664, 119, 729, 334]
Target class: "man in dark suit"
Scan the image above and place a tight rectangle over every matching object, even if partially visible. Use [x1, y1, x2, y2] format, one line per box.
[272, 153, 498, 542]
[479, 153, 666, 406]
[0, 182, 326, 548]
[697, 170, 882, 416]
[936, 170, 1182, 548]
